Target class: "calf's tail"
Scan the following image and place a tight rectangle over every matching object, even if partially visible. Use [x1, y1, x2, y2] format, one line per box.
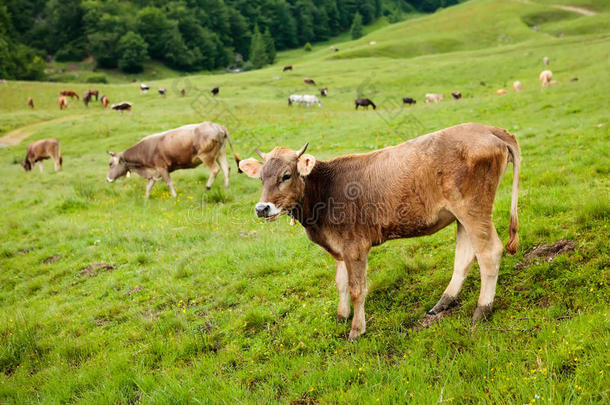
[224, 128, 242, 173]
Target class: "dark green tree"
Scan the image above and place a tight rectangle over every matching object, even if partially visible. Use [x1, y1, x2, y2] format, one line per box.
[118, 31, 148, 73]
[248, 26, 268, 68]
[262, 27, 276, 64]
[136, 7, 171, 59]
[350, 12, 364, 39]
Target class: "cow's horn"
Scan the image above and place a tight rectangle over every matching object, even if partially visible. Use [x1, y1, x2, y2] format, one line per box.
[254, 147, 266, 160]
[296, 142, 309, 158]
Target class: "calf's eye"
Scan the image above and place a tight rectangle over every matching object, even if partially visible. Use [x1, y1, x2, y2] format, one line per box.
[282, 173, 291, 182]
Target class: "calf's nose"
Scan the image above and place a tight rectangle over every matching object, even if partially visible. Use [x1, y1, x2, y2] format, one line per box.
[255, 203, 270, 218]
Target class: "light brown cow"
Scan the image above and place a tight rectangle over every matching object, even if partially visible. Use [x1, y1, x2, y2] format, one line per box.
[425, 93, 443, 103]
[58, 96, 68, 110]
[497, 89, 507, 95]
[27, 97, 34, 109]
[240, 123, 520, 340]
[539, 70, 553, 87]
[60, 90, 79, 100]
[303, 78, 316, 85]
[21, 139, 63, 172]
[107, 121, 241, 198]
[513, 81, 523, 92]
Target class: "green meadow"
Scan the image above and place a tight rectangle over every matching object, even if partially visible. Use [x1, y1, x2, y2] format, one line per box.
[1, 0, 609, 403]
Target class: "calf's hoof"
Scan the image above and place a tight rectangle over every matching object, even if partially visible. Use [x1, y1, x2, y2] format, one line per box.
[472, 305, 493, 322]
[427, 294, 457, 315]
[205, 186, 211, 191]
[348, 328, 365, 341]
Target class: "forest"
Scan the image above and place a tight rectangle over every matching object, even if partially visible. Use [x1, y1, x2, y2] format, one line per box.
[0, 0, 459, 79]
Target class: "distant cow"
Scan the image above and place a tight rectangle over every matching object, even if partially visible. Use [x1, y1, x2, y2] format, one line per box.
[289, 95, 322, 108]
[539, 70, 553, 87]
[320, 87, 328, 97]
[403, 97, 416, 105]
[158, 88, 166, 97]
[111, 101, 132, 114]
[106, 121, 242, 198]
[451, 91, 462, 100]
[180, 88, 186, 96]
[140, 84, 149, 93]
[83, 91, 92, 107]
[27, 97, 34, 109]
[88, 89, 99, 100]
[58, 96, 68, 110]
[513, 81, 523, 92]
[60, 90, 79, 100]
[211, 87, 219, 96]
[570, 77, 578, 82]
[355, 98, 376, 110]
[543, 56, 549, 66]
[21, 138, 62, 172]
[425, 93, 443, 103]
[283, 65, 293, 72]
[239, 123, 521, 340]
[497, 89, 507, 95]
[303, 78, 316, 85]
[101, 95, 109, 109]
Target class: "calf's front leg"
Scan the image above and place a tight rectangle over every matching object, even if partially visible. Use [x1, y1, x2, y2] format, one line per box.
[345, 253, 369, 340]
[145, 179, 155, 199]
[335, 261, 351, 321]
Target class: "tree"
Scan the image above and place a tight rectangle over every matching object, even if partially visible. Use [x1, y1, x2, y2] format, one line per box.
[118, 32, 148, 73]
[262, 27, 276, 64]
[136, 7, 171, 59]
[248, 26, 268, 69]
[350, 12, 364, 39]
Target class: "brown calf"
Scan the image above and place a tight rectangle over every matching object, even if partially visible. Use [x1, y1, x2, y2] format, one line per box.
[27, 97, 34, 109]
[240, 123, 520, 340]
[283, 65, 293, 72]
[21, 139, 63, 172]
[60, 90, 79, 100]
[303, 78, 316, 85]
[58, 96, 68, 110]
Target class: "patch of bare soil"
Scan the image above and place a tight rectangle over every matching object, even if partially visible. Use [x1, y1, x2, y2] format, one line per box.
[516, 239, 575, 269]
[42, 255, 62, 264]
[79, 263, 116, 277]
[414, 307, 456, 332]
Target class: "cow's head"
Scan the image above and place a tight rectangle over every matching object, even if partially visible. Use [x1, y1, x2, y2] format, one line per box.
[106, 151, 129, 182]
[239, 143, 315, 221]
[20, 160, 32, 171]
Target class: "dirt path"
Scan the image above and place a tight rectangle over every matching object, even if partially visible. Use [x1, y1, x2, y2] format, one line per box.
[554, 5, 596, 16]
[0, 115, 84, 147]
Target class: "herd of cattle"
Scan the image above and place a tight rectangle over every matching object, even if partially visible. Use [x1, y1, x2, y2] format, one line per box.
[17, 56, 563, 339]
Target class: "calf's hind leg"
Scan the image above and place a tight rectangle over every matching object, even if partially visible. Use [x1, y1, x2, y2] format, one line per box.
[428, 221, 475, 315]
[205, 162, 221, 191]
[217, 153, 230, 189]
[145, 179, 155, 199]
[335, 261, 350, 321]
[159, 171, 177, 197]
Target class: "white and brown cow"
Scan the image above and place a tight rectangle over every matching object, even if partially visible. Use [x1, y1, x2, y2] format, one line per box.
[240, 123, 520, 340]
[107, 121, 241, 198]
[21, 138, 63, 172]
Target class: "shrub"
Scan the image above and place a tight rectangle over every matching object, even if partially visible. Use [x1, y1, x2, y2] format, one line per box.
[304, 42, 312, 52]
[86, 74, 108, 83]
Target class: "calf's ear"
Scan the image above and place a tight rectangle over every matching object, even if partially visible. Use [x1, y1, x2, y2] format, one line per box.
[239, 158, 263, 178]
[297, 154, 316, 176]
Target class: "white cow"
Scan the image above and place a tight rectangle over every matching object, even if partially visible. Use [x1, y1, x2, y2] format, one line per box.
[425, 93, 443, 103]
[288, 94, 322, 108]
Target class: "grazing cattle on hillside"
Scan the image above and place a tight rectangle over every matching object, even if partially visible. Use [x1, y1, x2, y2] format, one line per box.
[355, 98, 376, 110]
[107, 121, 242, 198]
[283, 65, 293, 72]
[303, 78, 316, 85]
[58, 96, 68, 110]
[27, 97, 34, 109]
[101, 94, 109, 109]
[158, 88, 166, 97]
[140, 84, 150, 93]
[60, 90, 79, 100]
[320, 87, 328, 97]
[543, 56, 549, 66]
[539, 70, 553, 87]
[403, 97, 416, 105]
[451, 91, 462, 100]
[21, 138, 63, 172]
[211, 87, 219, 96]
[496, 89, 507, 95]
[239, 123, 521, 340]
[111, 101, 132, 114]
[425, 93, 443, 103]
[513, 81, 523, 92]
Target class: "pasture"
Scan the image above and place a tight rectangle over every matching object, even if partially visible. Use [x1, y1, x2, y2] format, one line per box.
[1, 0, 609, 402]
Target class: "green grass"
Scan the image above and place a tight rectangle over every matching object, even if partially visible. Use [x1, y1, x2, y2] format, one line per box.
[1, 0, 609, 403]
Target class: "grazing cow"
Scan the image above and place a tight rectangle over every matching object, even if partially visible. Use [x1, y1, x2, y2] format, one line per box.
[497, 89, 507, 95]
[140, 84, 150, 93]
[60, 90, 79, 100]
[88, 89, 99, 100]
[403, 97, 416, 105]
[451, 91, 462, 100]
[106, 121, 241, 198]
[539, 70, 553, 87]
[320, 87, 328, 97]
[283, 65, 293, 72]
[355, 98, 376, 110]
[239, 123, 520, 340]
[101, 94, 109, 109]
[111, 101, 132, 114]
[513, 81, 523, 92]
[211, 87, 219, 96]
[369, 41, 376, 45]
[158, 88, 166, 97]
[543, 56, 549, 66]
[180, 88, 186, 96]
[570, 77, 578, 82]
[288, 95, 322, 108]
[27, 97, 34, 109]
[58, 96, 68, 110]
[21, 138, 63, 172]
[303, 78, 316, 85]
[425, 93, 443, 103]
[83, 91, 92, 107]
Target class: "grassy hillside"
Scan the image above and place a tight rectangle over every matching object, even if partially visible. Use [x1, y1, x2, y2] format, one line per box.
[1, 0, 609, 403]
